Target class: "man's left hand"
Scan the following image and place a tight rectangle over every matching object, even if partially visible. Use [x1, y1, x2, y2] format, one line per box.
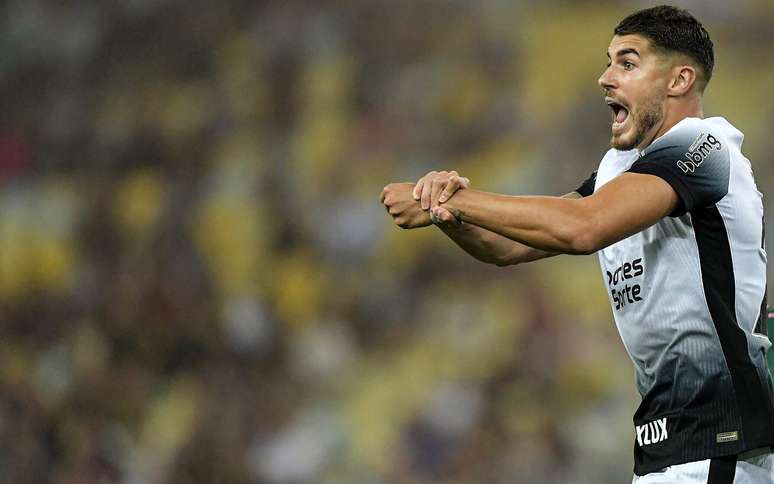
[430, 206, 463, 230]
[381, 183, 432, 229]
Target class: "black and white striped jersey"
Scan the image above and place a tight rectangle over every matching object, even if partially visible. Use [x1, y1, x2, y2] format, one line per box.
[577, 116, 774, 476]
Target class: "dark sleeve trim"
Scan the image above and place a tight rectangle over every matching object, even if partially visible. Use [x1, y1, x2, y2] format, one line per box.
[575, 171, 597, 197]
[628, 162, 694, 216]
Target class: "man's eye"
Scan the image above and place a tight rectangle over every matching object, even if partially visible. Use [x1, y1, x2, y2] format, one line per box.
[623, 61, 635, 70]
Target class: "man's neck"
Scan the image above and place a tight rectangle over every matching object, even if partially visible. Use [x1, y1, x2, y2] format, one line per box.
[638, 97, 704, 151]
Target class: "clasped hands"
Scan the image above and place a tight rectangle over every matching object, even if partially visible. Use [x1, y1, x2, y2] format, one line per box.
[380, 171, 470, 229]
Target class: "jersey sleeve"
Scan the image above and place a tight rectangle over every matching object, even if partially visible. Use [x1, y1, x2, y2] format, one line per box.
[627, 124, 730, 216]
[574, 171, 597, 197]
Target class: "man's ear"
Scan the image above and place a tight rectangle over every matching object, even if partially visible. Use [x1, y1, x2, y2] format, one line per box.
[667, 64, 697, 96]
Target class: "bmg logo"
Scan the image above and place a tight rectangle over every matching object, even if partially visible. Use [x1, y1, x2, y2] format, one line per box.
[676, 133, 722, 174]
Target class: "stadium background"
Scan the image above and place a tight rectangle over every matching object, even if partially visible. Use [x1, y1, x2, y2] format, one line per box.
[0, 1, 773, 482]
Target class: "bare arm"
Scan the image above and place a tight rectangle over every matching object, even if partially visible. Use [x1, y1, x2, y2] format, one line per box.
[381, 181, 584, 266]
[436, 192, 582, 266]
[440, 172, 679, 255]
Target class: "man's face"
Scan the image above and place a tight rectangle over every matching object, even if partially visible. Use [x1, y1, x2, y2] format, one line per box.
[598, 34, 671, 151]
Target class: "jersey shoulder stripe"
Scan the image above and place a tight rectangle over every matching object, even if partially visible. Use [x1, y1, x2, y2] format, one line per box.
[628, 118, 730, 216]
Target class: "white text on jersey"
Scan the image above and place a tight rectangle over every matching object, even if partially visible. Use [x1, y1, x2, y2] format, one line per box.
[636, 418, 668, 447]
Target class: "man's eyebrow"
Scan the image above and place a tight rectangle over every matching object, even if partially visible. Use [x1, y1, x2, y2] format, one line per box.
[606, 48, 641, 59]
[613, 48, 640, 58]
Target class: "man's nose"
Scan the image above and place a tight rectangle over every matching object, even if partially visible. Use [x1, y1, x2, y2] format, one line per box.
[598, 66, 616, 90]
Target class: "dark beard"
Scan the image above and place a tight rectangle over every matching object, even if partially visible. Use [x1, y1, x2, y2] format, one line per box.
[611, 96, 664, 151]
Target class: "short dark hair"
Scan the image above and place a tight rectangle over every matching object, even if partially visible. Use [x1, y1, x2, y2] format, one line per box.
[614, 5, 714, 91]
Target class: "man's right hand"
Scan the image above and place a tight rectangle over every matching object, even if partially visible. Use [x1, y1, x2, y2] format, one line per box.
[412, 170, 470, 210]
[381, 183, 432, 229]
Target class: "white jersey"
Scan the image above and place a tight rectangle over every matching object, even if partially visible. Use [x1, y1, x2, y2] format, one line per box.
[577, 117, 774, 476]
[631, 451, 774, 483]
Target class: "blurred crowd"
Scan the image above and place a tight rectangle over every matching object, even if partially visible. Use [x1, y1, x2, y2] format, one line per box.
[1, 1, 773, 483]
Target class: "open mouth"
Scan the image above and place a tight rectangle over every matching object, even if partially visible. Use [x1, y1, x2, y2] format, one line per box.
[606, 99, 629, 130]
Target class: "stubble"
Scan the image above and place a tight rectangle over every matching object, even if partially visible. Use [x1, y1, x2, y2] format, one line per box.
[611, 92, 665, 151]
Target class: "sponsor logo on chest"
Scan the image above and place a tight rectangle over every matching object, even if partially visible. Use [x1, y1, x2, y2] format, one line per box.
[636, 417, 668, 446]
[606, 257, 644, 311]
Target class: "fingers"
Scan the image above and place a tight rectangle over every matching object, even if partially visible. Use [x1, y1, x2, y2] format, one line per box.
[416, 171, 435, 208]
[429, 177, 443, 209]
[405, 170, 469, 210]
[438, 176, 458, 204]
[380, 185, 388, 204]
[438, 207, 456, 223]
[420, 175, 434, 210]
[381, 175, 466, 230]
[439, 174, 470, 204]
[432, 170, 461, 207]
[380, 183, 417, 227]
[412, 178, 424, 200]
[430, 206, 461, 228]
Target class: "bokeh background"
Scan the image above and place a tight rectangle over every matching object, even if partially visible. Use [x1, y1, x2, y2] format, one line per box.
[1, 1, 773, 483]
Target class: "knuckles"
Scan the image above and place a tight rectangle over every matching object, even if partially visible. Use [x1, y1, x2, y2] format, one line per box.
[420, 170, 465, 184]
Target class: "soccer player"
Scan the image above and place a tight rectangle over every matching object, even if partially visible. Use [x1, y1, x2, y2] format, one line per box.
[381, 6, 774, 483]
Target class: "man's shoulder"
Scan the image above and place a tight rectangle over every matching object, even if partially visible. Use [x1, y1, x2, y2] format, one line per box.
[629, 117, 733, 215]
[645, 118, 709, 154]
[644, 116, 742, 156]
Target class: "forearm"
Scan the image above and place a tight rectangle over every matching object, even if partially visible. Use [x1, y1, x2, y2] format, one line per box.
[437, 222, 554, 266]
[443, 189, 595, 254]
